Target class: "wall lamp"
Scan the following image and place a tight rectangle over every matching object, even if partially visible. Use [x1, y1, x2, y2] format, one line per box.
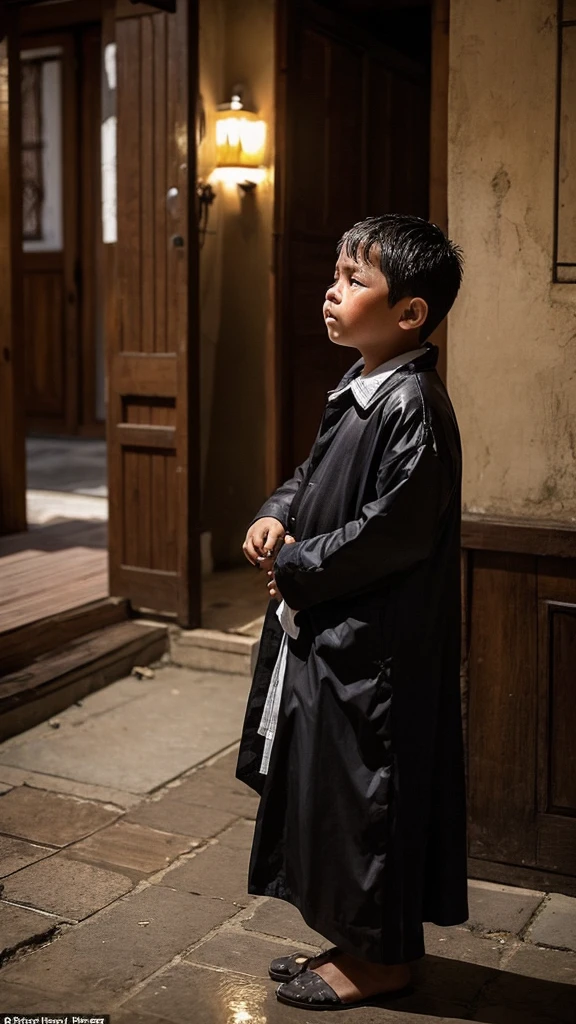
[212, 88, 267, 192]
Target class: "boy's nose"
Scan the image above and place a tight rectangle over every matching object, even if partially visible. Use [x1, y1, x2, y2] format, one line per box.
[325, 282, 341, 302]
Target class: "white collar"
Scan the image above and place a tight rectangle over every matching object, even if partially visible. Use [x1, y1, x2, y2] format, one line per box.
[328, 347, 425, 409]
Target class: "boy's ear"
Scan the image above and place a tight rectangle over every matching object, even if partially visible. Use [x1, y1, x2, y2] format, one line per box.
[398, 297, 428, 332]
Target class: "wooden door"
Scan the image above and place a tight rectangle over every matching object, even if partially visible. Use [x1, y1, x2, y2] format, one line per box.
[0, 8, 26, 536]
[21, 32, 79, 434]
[273, 0, 429, 481]
[105, 0, 200, 626]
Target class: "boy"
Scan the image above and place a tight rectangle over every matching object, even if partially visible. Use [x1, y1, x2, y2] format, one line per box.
[237, 214, 468, 1011]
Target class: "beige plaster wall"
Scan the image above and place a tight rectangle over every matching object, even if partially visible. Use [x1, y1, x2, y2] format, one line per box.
[198, 0, 275, 567]
[448, 0, 576, 523]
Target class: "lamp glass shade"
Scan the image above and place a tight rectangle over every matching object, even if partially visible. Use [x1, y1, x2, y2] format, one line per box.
[215, 108, 266, 169]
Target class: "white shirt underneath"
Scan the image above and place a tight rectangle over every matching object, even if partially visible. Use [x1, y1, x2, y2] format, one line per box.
[328, 347, 425, 408]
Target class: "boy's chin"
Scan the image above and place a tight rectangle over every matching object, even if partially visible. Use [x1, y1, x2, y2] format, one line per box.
[326, 330, 355, 349]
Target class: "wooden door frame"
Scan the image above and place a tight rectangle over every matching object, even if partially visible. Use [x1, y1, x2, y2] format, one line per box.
[78, 22, 104, 436]
[0, 7, 26, 536]
[428, 0, 449, 382]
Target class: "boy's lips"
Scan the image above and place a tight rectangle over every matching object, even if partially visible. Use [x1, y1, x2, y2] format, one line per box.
[325, 309, 338, 322]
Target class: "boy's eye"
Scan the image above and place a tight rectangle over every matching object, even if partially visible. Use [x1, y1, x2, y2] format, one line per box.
[350, 278, 364, 287]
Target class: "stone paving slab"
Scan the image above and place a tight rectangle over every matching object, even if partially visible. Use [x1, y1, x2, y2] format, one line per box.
[156, 840, 253, 907]
[0, 901, 61, 960]
[126, 793, 237, 839]
[0, 835, 54, 877]
[1, 885, 240, 996]
[115, 1014, 178, 1024]
[0, 980, 87, 1013]
[467, 879, 545, 936]
[65, 820, 197, 877]
[527, 893, 576, 952]
[0, 764, 143, 808]
[186, 926, 303, 978]
[408, 950, 495, 1008]
[0, 786, 120, 845]
[504, 942, 576, 983]
[423, 922, 517, 968]
[0, 668, 250, 793]
[218, 820, 255, 851]
[2, 853, 134, 921]
[241, 896, 329, 947]
[468, 964, 576, 1024]
[163, 770, 259, 820]
[122, 961, 458, 1024]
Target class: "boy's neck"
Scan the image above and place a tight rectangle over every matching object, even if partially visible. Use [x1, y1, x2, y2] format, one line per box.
[359, 336, 423, 376]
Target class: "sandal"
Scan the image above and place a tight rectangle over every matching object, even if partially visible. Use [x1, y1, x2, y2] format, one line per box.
[268, 946, 340, 982]
[276, 968, 414, 1011]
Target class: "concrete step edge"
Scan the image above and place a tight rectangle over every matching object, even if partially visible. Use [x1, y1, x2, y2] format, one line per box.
[171, 628, 259, 655]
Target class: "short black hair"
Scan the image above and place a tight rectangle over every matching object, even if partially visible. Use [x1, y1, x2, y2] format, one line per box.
[337, 214, 464, 340]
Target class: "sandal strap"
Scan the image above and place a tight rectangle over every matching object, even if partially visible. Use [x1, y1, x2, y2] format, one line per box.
[277, 968, 342, 1005]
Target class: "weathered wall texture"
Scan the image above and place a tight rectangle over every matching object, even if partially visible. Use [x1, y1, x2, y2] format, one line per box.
[448, 0, 576, 523]
[198, 0, 274, 567]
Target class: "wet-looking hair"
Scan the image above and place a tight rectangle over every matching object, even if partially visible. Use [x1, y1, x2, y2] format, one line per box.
[337, 213, 464, 341]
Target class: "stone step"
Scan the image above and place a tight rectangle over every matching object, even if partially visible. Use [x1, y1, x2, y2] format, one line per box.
[0, 620, 169, 742]
[170, 627, 260, 676]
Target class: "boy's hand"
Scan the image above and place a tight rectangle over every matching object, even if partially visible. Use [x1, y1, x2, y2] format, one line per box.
[266, 534, 295, 601]
[242, 517, 286, 567]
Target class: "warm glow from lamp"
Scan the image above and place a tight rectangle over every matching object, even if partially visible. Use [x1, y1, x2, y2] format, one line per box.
[215, 93, 267, 179]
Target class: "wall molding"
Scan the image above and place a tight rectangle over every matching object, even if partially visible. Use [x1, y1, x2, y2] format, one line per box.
[462, 513, 576, 558]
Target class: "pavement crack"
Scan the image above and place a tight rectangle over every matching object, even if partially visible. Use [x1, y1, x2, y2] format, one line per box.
[0, 921, 62, 968]
[517, 893, 550, 942]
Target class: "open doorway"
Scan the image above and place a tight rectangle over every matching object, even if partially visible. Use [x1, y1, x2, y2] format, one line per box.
[0, 8, 109, 647]
[273, 0, 433, 480]
[195, 0, 435, 637]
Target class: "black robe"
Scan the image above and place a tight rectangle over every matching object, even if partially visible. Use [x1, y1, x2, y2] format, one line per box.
[236, 342, 468, 964]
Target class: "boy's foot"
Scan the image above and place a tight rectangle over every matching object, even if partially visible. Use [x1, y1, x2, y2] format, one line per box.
[311, 951, 410, 1003]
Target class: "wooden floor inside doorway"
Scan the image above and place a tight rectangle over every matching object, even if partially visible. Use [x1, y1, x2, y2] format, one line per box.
[0, 520, 108, 633]
[0, 517, 268, 644]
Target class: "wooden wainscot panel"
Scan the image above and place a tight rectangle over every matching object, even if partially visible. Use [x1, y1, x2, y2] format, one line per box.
[464, 520, 576, 891]
[535, 559, 576, 877]
[467, 550, 538, 866]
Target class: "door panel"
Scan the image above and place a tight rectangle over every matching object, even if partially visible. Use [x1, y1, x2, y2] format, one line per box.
[536, 561, 576, 876]
[107, 0, 200, 625]
[21, 34, 78, 434]
[23, 256, 66, 417]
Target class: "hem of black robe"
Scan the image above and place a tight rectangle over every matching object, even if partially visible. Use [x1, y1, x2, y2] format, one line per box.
[246, 884, 427, 965]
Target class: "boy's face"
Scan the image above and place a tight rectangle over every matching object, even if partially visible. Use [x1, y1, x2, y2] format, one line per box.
[323, 245, 423, 352]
